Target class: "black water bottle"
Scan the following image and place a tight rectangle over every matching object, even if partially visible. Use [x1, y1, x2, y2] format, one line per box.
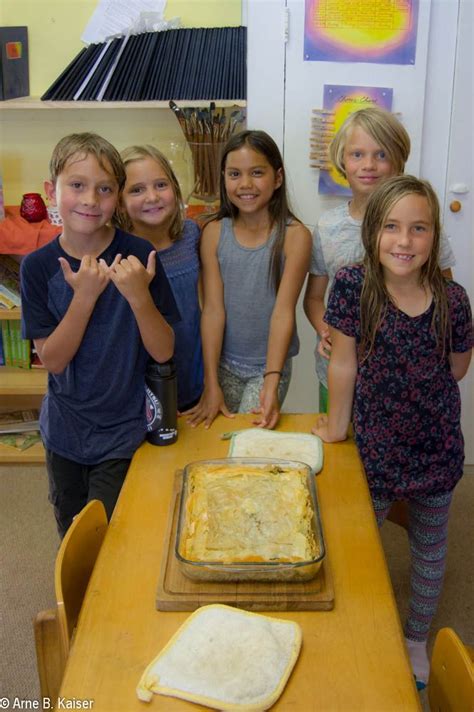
[145, 359, 178, 446]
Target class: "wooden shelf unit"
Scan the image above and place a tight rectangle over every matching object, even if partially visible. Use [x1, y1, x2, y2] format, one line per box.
[0, 97, 246, 110]
[1, 308, 46, 463]
[0, 439, 45, 464]
[1, 307, 22, 320]
[1, 94, 247, 461]
[0, 365, 47, 396]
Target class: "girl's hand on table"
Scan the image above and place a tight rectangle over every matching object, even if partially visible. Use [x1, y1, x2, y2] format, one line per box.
[185, 385, 234, 429]
[252, 381, 280, 429]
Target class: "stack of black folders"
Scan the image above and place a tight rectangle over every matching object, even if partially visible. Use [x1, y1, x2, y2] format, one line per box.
[41, 26, 246, 102]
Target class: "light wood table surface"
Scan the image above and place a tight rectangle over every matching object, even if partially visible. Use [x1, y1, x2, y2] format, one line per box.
[59, 414, 421, 711]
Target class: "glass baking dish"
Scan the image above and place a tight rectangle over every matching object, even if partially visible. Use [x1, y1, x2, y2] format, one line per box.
[174, 458, 326, 582]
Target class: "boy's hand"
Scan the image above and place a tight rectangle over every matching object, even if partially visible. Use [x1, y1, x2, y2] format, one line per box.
[317, 328, 332, 359]
[185, 385, 234, 429]
[104, 251, 156, 305]
[58, 255, 112, 303]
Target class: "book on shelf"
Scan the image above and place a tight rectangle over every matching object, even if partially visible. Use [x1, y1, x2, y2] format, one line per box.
[30, 347, 45, 368]
[0, 169, 4, 220]
[0, 319, 30, 367]
[0, 431, 41, 451]
[0, 409, 40, 434]
[41, 26, 247, 101]
[0, 284, 21, 309]
[0, 254, 21, 309]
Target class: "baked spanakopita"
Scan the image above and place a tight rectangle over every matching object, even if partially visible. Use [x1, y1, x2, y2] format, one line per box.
[179, 462, 318, 563]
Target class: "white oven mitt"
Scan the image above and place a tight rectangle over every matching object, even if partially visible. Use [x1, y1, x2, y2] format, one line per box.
[224, 429, 323, 475]
[137, 604, 302, 710]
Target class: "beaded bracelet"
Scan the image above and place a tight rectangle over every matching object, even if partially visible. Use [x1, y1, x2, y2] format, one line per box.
[263, 370, 283, 378]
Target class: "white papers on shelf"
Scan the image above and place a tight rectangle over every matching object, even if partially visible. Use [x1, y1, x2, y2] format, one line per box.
[81, 0, 167, 45]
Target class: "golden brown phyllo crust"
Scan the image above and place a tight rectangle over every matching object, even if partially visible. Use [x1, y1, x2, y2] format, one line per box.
[180, 463, 318, 563]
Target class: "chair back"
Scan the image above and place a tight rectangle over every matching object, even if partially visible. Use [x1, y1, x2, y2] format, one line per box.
[54, 499, 108, 665]
[428, 627, 474, 712]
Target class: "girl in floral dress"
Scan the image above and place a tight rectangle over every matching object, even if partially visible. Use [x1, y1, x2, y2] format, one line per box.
[313, 175, 472, 689]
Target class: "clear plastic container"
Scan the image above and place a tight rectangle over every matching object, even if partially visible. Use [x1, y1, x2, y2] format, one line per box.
[175, 458, 326, 582]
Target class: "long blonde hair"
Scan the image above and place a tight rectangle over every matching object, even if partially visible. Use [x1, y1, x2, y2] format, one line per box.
[360, 175, 450, 361]
[113, 145, 184, 242]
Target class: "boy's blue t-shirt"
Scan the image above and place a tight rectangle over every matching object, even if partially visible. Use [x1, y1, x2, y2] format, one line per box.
[20, 229, 180, 464]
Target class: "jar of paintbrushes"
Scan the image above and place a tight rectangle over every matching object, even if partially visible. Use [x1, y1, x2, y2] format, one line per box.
[169, 101, 246, 207]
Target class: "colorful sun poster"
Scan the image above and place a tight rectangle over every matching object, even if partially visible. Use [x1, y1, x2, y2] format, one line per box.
[318, 85, 393, 196]
[304, 0, 419, 64]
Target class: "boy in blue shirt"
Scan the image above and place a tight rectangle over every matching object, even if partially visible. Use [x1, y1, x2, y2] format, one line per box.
[21, 133, 180, 537]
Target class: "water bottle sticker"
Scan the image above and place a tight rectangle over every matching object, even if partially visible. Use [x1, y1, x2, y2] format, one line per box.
[145, 386, 163, 432]
[159, 429, 178, 440]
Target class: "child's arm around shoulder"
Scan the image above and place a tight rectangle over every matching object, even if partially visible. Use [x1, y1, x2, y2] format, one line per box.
[186, 219, 234, 427]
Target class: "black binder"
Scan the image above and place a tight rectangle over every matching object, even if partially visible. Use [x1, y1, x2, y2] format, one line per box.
[41, 27, 247, 102]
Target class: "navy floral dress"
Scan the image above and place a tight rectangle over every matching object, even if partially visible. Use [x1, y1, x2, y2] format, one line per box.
[325, 265, 472, 498]
[157, 219, 203, 411]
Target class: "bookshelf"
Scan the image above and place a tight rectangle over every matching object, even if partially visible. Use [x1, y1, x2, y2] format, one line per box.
[0, 306, 22, 320]
[0, 365, 47, 395]
[0, 93, 246, 462]
[0, 97, 246, 110]
[0, 440, 45, 464]
[0, 307, 46, 463]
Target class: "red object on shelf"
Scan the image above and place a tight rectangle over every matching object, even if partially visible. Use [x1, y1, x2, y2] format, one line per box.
[20, 193, 48, 222]
[0, 206, 61, 255]
[0, 203, 214, 256]
[186, 203, 218, 225]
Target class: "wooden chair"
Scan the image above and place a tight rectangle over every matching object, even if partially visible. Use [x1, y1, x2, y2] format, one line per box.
[428, 627, 474, 712]
[34, 499, 108, 704]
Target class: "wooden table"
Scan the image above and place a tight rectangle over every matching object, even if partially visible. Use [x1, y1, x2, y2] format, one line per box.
[59, 414, 421, 711]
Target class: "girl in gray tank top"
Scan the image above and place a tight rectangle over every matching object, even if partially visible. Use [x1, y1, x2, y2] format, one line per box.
[186, 130, 311, 430]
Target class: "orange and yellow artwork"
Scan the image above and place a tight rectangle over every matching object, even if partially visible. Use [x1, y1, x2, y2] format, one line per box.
[304, 0, 419, 64]
[316, 85, 393, 195]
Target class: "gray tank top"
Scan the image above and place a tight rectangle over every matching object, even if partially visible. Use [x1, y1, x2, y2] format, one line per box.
[217, 217, 299, 365]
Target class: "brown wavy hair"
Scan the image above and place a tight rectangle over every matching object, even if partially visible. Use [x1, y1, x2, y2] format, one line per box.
[210, 130, 300, 292]
[113, 145, 184, 242]
[360, 175, 450, 361]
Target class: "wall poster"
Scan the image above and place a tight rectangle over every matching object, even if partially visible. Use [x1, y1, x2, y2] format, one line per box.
[318, 85, 393, 196]
[304, 0, 419, 65]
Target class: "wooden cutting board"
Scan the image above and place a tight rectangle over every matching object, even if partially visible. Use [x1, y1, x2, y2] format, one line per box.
[156, 471, 335, 611]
